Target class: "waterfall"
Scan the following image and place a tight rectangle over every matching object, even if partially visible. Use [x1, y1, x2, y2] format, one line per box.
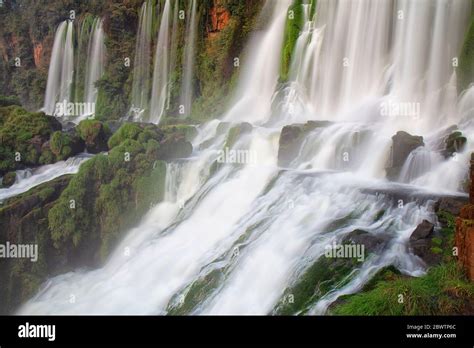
[180, 0, 198, 118]
[43, 17, 106, 120]
[224, 1, 292, 124]
[150, 0, 172, 124]
[43, 20, 75, 115]
[130, 0, 154, 119]
[0, 154, 92, 203]
[21, 0, 474, 315]
[82, 18, 106, 119]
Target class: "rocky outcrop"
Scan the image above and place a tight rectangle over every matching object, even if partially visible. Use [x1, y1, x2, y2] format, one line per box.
[77, 120, 110, 154]
[443, 131, 467, 158]
[277, 121, 331, 167]
[342, 229, 389, 254]
[386, 131, 424, 180]
[409, 220, 442, 266]
[455, 153, 474, 281]
[434, 196, 469, 216]
[0, 106, 62, 175]
[209, 1, 231, 33]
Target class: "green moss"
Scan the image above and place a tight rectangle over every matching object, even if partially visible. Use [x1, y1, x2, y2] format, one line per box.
[330, 208, 473, 315]
[275, 255, 359, 315]
[49, 131, 77, 160]
[280, 0, 304, 82]
[0, 106, 60, 173]
[77, 119, 102, 143]
[1, 171, 16, 187]
[48, 125, 168, 263]
[331, 262, 474, 315]
[0, 95, 21, 107]
[107, 123, 143, 149]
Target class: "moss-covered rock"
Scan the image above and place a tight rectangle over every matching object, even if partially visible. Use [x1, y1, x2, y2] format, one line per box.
[274, 254, 360, 315]
[0, 175, 72, 314]
[1, 171, 17, 188]
[443, 131, 467, 158]
[47, 121, 196, 265]
[280, 0, 305, 82]
[0, 106, 62, 175]
[77, 119, 110, 154]
[49, 130, 84, 161]
[0, 95, 21, 107]
[329, 208, 474, 315]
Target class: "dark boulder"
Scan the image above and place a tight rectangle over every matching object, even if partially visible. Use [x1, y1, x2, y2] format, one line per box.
[410, 220, 435, 241]
[409, 220, 441, 266]
[443, 131, 467, 158]
[342, 229, 389, 253]
[278, 121, 331, 167]
[386, 131, 424, 180]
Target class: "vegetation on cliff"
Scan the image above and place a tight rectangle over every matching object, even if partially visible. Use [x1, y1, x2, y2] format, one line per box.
[279, 0, 304, 82]
[458, 9, 474, 92]
[0, 105, 61, 175]
[330, 211, 474, 315]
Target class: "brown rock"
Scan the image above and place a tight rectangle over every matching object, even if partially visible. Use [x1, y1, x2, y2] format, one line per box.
[455, 153, 474, 281]
[210, 0, 231, 32]
[455, 217, 474, 280]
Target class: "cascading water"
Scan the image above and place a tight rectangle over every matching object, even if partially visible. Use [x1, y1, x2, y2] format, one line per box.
[180, 0, 197, 118]
[82, 18, 106, 120]
[21, 0, 474, 315]
[43, 21, 74, 115]
[149, 0, 172, 124]
[130, 0, 154, 119]
[0, 154, 92, 203]
[43, 17, 106, 120]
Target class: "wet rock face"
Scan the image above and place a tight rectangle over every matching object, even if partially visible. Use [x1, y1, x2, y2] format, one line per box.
[386, 131, 424, 180]
[443, 131, 467, 158]
[434, 196, 469, 216]
[410, 220, 435, 241]
[277, 121, 331, 167]
[342, 229, 389, 254]
[408, 220, 441, 266]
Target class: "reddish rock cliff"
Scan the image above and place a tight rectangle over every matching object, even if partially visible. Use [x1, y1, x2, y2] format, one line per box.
[456, 153, 474, 280]
[209, 0, 231, 33]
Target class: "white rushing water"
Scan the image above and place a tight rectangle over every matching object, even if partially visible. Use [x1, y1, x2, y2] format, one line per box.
[180, 0, 198, 118]
[0, 154, 92, 203]
[21, 0, 474, 314]
[43, 21, 75, 116]
[43, 17, 106, 120]
[82, 18, 106, 120]
[149, 0, 172, 124]
[130, 0, 154, 119]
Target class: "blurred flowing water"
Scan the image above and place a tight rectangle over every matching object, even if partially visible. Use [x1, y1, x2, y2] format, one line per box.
[20, 0, 474, 314]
